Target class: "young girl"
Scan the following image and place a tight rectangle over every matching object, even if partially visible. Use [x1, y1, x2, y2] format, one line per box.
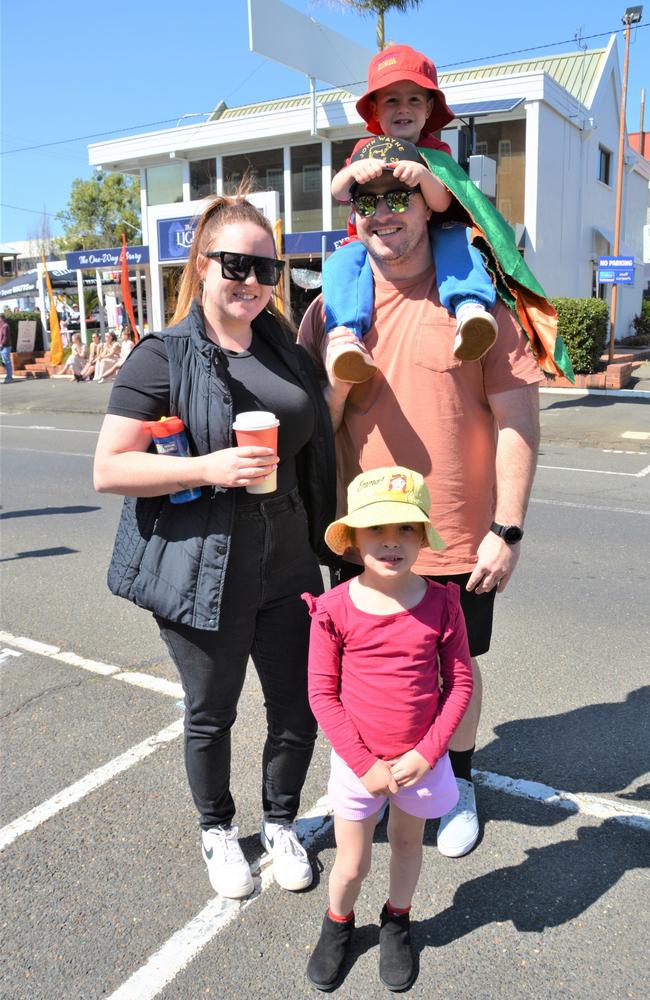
[302, 467, 473, 992]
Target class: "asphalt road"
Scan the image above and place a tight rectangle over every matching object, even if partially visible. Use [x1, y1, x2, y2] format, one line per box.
[1, 382, 649, 1000]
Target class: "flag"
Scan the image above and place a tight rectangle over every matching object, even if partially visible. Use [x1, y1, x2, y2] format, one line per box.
[272, 218, 285, 316]
[41, 255, 63, 366]
[120, 233, 139, 341]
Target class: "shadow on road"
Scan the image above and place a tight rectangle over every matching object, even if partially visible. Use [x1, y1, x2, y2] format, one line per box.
[0, 545, 78, 563]
[0, 505, 101, 520]
[415, 809, 648, 947]
[474, 687, 650, 800]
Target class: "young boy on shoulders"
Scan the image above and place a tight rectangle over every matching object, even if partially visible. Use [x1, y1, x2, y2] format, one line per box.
[326, 44, 498, 382]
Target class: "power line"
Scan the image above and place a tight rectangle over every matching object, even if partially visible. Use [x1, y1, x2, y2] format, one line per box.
[0, 203, 59, 218]
[0, 21, 646, 158]
[436, 23, 647, 69]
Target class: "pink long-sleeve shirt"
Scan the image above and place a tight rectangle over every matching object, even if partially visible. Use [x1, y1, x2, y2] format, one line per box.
[303, 580, 473, 778]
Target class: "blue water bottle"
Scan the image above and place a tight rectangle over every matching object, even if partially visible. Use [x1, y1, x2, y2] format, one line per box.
[147, 416, 201, 504]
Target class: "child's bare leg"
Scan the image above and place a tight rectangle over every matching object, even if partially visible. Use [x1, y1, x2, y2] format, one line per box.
[387, 804, 426, 909]
[329, 812, 377, 915]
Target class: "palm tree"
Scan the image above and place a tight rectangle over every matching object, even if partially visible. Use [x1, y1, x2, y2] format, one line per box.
[334, 0, 423, 50]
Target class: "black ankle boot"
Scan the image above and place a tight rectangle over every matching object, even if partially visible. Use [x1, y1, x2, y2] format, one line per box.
[307, 911, 355, 991]
[379, 904, 415, 992]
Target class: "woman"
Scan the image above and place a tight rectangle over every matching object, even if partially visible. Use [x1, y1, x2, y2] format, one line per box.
[93, 331, 122, 382]
[94, 195, 336, 900]
[59, 333, 87, 380]
[95, 328, 134, 383]
[78, 332, 102, 381]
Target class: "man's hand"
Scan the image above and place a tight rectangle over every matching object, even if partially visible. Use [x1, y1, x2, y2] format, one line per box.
[387, 749, 430, 788]
[466, 532, 520, 594]
[360, 759, 399, 796]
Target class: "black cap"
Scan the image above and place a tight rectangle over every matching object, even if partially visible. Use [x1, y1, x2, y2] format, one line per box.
[350, 136, 427, 168]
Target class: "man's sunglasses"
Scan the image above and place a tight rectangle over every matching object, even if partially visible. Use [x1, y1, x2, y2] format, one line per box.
[351, 187, 419, 218]
[203, 250, 284, 286]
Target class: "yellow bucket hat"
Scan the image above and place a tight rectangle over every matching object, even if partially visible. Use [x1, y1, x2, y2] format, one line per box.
[324, 467, 446, 556]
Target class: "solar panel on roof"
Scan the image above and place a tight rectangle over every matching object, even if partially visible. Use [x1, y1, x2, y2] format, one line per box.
[449, 98, 525, 118]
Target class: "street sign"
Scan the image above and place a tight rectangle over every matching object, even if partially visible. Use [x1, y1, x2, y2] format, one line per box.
[597, 256, 635, 284]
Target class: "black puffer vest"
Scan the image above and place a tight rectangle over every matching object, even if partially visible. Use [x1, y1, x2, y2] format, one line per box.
[107, 301, 337, 630]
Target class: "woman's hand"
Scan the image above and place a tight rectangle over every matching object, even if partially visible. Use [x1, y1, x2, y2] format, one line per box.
[360, 759, 399, 796]
[201, 446, 278, 489]
[387, 749, 430, 788]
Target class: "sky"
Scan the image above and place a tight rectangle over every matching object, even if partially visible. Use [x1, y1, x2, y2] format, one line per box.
[1, 0, 648, 245]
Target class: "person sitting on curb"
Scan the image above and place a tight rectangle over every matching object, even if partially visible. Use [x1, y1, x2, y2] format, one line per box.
[78, 333, 102, 381]
[95, 329, 134, 383]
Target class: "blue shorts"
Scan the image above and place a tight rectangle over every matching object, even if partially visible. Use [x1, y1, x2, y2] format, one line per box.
[328, 749, 459, 822]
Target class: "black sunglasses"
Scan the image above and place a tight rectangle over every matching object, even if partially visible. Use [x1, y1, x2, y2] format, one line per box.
[203, 250, 284, 286]
[351, 187, 420, 218]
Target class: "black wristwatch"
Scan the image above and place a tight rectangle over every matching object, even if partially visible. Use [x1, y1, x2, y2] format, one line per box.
[490, 521, 524, 545]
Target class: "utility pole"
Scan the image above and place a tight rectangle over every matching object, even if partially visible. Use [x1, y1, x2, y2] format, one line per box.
[609, 6, 643, 361]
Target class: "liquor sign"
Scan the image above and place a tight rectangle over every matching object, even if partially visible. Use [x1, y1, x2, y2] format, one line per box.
[597, 256, 635, 285]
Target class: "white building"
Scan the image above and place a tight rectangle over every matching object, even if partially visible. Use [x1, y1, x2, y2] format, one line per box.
[89, 36, 650, 336]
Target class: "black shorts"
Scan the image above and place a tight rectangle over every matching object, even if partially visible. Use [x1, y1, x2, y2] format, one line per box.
[336, 563, 495, 658]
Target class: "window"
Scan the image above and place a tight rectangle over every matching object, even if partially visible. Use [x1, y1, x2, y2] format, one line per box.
[475, 141, 488, 156]
[302, 164, 321, 194]
[146, 163, 184, 206]
[222, 148, 284, 218]
[497, 198, 512, 221]
[190, 158, 217, 200]
[291, 144, 322, 232]
[598, 146, 611, 185]
[266, 168, 283, 191]
[498, 139, 512, 174]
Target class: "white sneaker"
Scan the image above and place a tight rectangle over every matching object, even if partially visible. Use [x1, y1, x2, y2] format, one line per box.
[453, 303, 498, 362]
[436, 778, 479, 857]
[201, 825, 254, 899]
[260, 820, 313, 891]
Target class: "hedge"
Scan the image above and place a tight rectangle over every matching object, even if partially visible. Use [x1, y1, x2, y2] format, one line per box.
[1, 310, 45, 352]
[551, 298, 608, 374]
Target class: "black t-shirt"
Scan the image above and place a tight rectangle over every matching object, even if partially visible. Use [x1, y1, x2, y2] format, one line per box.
[107, 331, 315, 500]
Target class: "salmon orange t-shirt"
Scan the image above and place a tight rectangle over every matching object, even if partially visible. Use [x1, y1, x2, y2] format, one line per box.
[298, 269, 543, 575]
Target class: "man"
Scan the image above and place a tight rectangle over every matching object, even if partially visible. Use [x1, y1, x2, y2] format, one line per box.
[299, 140, 542, 858]
[0, 312, 13, 384]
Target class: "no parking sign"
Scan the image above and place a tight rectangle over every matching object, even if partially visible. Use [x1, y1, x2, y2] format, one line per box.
[598, 256, 635, 284]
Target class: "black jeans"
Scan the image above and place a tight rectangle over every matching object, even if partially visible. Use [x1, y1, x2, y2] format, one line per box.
[156, 490, 323, 830]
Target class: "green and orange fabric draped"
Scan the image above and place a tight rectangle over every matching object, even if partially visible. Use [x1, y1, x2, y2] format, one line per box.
[418, 147, 574, 382]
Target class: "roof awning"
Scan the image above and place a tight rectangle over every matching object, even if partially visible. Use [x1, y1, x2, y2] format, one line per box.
[449, 98, 525, 119]
[593, 225, 642, 264]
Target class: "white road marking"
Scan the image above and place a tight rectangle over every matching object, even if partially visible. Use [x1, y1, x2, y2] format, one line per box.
[106, 799, 333, 1000]
[529, 498, 650, 516]
[473, 771, 650, 832]
[538, 464, 649, 478]
[2, 447, 94, 457]
[621, 431, 650, 441]
[115, 672, 184, 699]
[0, 647, 22, 665]
[0, 424, 98, 434]
[0, 631, 182, 694]
[0, 719, 184, 852]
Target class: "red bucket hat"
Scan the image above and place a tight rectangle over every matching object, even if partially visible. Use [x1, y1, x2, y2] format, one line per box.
[356, 44, 455, 137]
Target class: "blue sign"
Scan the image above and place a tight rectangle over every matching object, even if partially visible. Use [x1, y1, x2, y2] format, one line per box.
[66, 246, 149, 270]
[597, 256, 634, 285]
[157, 217, 197, 262]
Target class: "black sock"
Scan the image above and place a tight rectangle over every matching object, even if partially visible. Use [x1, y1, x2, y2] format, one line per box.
[448, 747, 474, 782]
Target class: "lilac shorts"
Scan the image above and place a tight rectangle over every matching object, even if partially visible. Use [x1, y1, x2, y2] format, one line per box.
[328, 749, 459, 822]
